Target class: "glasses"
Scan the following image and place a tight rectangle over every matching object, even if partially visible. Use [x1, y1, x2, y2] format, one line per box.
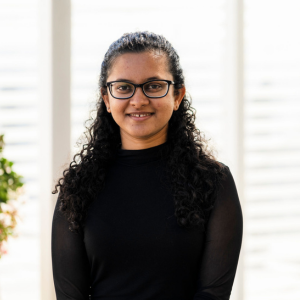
[106, 80, 176, 99]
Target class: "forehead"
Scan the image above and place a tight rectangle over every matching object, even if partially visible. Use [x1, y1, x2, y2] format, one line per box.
[107, 51, 171, 82]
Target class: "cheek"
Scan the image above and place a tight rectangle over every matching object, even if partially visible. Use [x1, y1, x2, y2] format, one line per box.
[110, 101, 126, 114]
[109, 105, 125, 125]
[155, 101, 174, 116]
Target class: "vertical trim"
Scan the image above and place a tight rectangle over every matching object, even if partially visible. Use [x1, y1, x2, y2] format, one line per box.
[223, 0, 244, 299]
[39, 1, 71, 299]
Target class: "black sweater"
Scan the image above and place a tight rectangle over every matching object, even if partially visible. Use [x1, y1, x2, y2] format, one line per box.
[51, 142, 243, 300]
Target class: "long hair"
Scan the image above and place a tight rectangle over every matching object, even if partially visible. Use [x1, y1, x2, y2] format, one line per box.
[52, 31, 227, 234]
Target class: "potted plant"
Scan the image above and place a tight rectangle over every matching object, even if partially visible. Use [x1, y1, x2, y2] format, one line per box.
[0, 134, 25, 258]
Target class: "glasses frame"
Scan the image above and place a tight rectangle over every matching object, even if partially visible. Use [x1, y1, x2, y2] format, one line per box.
[105, 79, 176, 100]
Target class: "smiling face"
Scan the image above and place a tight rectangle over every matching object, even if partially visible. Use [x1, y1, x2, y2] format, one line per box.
[101, 51, 186, 150]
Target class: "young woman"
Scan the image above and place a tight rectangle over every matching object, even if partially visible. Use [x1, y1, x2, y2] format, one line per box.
[51, 31, 243, 300]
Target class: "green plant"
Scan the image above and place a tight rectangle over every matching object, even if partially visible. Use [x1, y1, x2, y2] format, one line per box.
[0, 134, 25, 258]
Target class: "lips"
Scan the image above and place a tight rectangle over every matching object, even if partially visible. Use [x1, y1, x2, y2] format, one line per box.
[127, 112, 154, 120]
[128, 113, 153, 117]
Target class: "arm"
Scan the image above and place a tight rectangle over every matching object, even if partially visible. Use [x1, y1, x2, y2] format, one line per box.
[193, 166, 243, 300]
[51, 194, 91, 300]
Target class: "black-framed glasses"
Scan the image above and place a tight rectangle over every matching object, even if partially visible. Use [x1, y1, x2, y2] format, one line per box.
[105, 80, 176, 99]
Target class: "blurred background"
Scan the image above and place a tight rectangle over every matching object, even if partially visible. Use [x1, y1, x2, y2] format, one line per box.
[0, 0, 300, 299]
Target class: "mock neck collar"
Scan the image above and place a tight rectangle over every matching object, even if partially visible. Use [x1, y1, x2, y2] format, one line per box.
[116, 142, 168, 166]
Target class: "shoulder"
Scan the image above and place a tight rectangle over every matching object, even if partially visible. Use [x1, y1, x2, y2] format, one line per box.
[207, 160, 231, 190]
[215, 162, 235, 189]
[216, 160, 229, 171]
[213, 162, 242, 215]
[214, 161, 232, 184]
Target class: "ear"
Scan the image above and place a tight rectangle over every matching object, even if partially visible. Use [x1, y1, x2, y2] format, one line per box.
[101, 87, 111, 113]
[174, 85, 186, 111]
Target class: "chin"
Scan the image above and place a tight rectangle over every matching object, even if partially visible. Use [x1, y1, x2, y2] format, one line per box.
[127, 129, 157, 139]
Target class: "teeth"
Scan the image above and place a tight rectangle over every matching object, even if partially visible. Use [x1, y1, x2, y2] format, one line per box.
[130, 113, 151, 117]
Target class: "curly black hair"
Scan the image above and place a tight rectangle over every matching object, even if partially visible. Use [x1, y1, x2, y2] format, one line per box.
[52, 31, 227, 234]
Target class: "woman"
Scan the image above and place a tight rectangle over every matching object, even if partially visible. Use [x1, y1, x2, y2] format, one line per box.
[51, 31, 243, 300]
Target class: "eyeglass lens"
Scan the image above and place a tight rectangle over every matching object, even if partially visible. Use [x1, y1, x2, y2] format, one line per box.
[110, 81, 169, 98]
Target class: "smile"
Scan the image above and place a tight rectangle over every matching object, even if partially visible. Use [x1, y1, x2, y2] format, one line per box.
[129, 113, 152, 117]
[127, 113, 154, 121]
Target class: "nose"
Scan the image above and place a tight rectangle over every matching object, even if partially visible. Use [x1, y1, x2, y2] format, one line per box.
[129, 87, 150, 108]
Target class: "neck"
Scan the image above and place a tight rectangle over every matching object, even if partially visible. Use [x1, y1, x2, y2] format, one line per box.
[120, 127, 168, 150]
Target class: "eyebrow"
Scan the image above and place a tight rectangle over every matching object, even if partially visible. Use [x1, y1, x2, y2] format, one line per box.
[112, 76, 162, 82]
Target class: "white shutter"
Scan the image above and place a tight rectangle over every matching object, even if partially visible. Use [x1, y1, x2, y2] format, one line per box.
[244, 0, 300, 299]
[0, 0, 40, 299]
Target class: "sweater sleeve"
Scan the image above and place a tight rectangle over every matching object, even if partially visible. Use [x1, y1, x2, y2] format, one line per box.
[51, 194, 91, 300]
[193, 166, 243, 300]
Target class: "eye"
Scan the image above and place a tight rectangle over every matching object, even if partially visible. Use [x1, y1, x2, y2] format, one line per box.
[144, 81, 164, 92]
[149, 84, 162, 90]
[112, 82, 134, 94]
[150, 84, 161, 89]
[117, 84, 132, 91]
[143, 81, 168, 96]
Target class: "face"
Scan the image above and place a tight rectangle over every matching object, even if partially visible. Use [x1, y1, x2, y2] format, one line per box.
[102, 51, 186, 149]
